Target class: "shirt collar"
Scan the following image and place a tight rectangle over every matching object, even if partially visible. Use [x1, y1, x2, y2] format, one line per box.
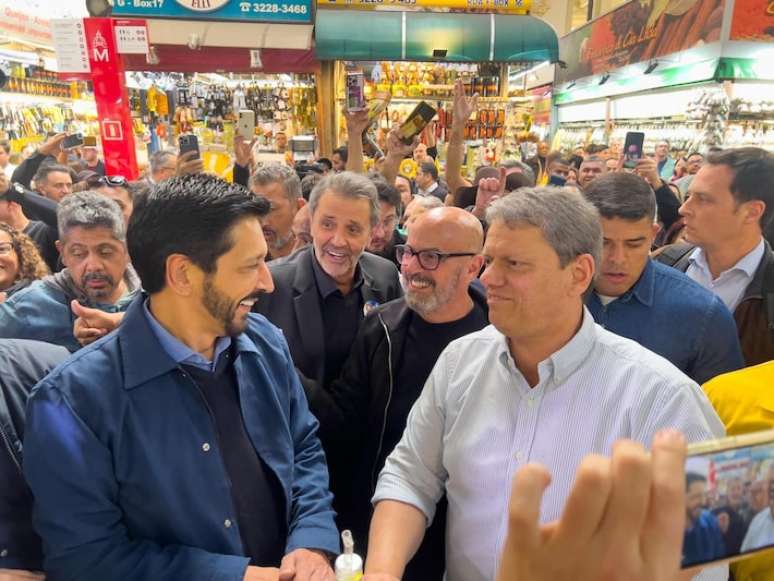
[497, 306, 597, 387]
[625, 259, 656, 307]
[142, 298, 232, 371]
[311, 248, 364, 298]
[689, 239, 765, 279]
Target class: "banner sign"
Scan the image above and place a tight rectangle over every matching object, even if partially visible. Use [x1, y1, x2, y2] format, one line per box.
[730, 0, 774, 42]
[0, 4, 53, 46]
[112, 0, 312, 23]
[317, 0, 530, 13]
[557, 0, 726, 84]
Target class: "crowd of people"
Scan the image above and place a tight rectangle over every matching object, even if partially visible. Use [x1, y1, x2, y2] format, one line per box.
[1, 76, 774, 581]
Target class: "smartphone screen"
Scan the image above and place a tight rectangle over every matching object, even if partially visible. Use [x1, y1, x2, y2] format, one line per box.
[346, 71, 366, 112]
[178, 135, 200, 159]
[682, 432, 774, 569]
[398, 102, 436, 145]
[623, 132, 645, 169]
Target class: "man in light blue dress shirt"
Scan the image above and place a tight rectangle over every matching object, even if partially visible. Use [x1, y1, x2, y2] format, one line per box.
[364, 187, 726, 581]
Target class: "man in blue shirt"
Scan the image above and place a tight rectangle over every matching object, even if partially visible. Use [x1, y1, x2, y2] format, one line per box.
[24, 174, 339, 581]
[683, 473, 727, 566]
[584, 172, 744, 384]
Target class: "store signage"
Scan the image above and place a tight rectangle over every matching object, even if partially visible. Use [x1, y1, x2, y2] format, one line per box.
[114, 19, 150, 54]
[0, 3, 53, 46]
[250, 49, 264, 68]
[51, 19, 91, 74]
[730, 0, 774, 42]
[557, 0, 727, 84]
[112, 0, 312, 23]
[83, 18, 140, 179]
[317, 0, 530, 12]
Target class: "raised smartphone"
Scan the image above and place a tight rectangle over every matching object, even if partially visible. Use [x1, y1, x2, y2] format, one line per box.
[682, 429, 774, 569]
[623, 131, 645, 169]
[178, 134, 200, 159]
[62, 133, 84, 149]
[398, 101, 436, 146]
[346, 70, 366, 112]
[237, 110, 255, 141]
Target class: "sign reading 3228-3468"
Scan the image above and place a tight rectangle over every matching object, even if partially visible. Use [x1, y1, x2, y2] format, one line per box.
[112, 0, 312, 23]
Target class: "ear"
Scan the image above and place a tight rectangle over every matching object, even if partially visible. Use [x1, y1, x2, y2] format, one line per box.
[468, 255, 485, 279]
[569, 254, 596, 297]
[297, 197, 306, 210]
[55, 240, 63, 256]
[165, 254, 197, 297]
[744, 200, 765, 226]
[651, 222, 662, 239]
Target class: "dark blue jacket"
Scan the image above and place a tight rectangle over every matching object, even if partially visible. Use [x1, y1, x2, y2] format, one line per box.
[0, 339, 69, 572]
[587, 259, 744, 384]
[23, 295, 339, 581]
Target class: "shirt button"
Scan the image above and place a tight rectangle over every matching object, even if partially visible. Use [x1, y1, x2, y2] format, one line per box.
[202, 443, 211, 452]
[224, 519, 232, 528]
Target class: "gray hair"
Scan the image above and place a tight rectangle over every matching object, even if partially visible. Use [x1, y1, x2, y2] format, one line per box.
[57, 191, 126, 242]
[309, 171, 380, 228]
[486, 187, 602, 269]
[249, 164, 302, 203]
[149, 150, 177, 174]
[499, 159, 536, 186]
[583, 173, 657, 223]
[410, 196, 443, 211]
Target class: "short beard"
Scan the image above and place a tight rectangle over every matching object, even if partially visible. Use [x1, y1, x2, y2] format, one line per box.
[268, 229, 294, 252]
[81, 272, 117, 302]
[202, 274, 248, 337]
[400, 266, 463, 318]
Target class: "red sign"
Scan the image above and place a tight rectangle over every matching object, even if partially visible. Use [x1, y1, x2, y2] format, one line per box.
[83, 18, 139, 180]
[731, 0, 774, 41]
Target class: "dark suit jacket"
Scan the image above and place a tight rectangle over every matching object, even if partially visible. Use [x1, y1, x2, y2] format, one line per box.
[254, 246, 403, 385]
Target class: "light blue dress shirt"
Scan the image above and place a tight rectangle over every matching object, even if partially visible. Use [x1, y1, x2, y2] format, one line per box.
[142, 299, 231, 371]
[686, 239, 766, 312]
[374, 307, 726, 581]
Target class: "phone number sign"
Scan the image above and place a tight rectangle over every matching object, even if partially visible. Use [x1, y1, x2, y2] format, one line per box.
[112, 0, 312, 23]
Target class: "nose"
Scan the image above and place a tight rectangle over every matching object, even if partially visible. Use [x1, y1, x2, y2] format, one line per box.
[400, 250, 421, 274]
[330, 227, 348, 248]
[480, 262, 500, 290]
[679, 196, 692, 217]
[606, 243, 625, 264]
[257, 262, 275, 293]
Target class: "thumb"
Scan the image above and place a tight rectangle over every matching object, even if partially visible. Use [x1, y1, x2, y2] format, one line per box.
[278, 554, 295, 580]
[71, 299, 88, 319]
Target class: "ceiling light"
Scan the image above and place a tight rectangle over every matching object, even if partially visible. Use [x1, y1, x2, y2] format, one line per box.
[644, 61, 659, 74]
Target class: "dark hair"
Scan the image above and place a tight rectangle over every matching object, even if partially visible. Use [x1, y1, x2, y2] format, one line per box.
[549, 157, 571, 168]
[395, 174, 415, 197]
[0, 140, 10, 155]
[686, 152, 704, 161]
[419, 161, 438, 181]
[505, 172, 533, 193]
[706, 147, 774, 228]
[127, 174, 270, 294]
[372, 178, 402, 214]
[686, 472, 707, 491]
[300, 172, 324, 201]
[333, 146, 348, 163]
[316, 157, 333, 171]
[583, 172, 656, 222]
[33, 163, 71, 186]
[0, 222, 49, 286]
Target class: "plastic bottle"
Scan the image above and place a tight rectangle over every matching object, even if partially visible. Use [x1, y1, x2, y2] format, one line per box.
[334, 530, 363, 581]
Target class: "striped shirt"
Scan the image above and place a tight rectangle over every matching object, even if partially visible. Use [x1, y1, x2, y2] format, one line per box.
[373, 307, 726, 581]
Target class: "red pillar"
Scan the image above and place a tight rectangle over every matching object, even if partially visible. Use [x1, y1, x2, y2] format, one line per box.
[83, 18, 139, 180]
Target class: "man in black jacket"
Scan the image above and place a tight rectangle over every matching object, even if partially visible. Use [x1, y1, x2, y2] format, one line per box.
[253, 172, 402, 388]
[305, 207, 487, 581]
[0, 339, 69, 578]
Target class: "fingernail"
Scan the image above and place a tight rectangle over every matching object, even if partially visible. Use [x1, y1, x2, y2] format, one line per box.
[655, 428, 685, 446]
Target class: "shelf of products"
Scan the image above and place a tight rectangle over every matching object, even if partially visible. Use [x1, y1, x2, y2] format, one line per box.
[1, 64, 85, 99]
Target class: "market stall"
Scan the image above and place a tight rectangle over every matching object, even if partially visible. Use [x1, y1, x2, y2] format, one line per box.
[314, 3, 559, 172]
[552, 0, 774, 155]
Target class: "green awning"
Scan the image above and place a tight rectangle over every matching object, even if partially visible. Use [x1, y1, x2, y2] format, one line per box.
[314, 10, 558, 63]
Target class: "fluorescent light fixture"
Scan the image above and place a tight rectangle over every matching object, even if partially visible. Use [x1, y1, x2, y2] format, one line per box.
[432, 48, 448, 58]
[567, 81, 577, 89]
[509, 60, 551, 82]
[598, 73, 610, 85]
[644, 61, 659, 74]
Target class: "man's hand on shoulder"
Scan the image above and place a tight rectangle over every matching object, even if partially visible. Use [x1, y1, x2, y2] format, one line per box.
[279, 548, 335, 581]
[244, 566, 280, 580]
[71, 300, 124, 347]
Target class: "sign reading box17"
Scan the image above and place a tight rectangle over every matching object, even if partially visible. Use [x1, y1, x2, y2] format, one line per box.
[112, 0, 312, 24]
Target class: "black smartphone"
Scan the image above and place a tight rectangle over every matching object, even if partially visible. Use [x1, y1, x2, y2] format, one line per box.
[398, 102, 436, 146]
[549, 174, 567, 187]
[178, 134, 200, 159]
[682, 430, 774, 569]
[62, 133, 84, 150]
[623, 131, 645, 169]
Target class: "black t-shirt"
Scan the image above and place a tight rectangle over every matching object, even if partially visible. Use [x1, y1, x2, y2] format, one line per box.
[24, 220, 59, 273]
[381, 302, 489, 467]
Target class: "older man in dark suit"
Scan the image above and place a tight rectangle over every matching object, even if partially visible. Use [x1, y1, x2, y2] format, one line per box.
[254, 172, 402, 388]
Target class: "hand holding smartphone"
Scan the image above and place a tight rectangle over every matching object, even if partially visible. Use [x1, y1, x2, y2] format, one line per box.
[237, 110, 256, 141]
[178, 134, 200, 160]
[623, 131, 645, 169]
[398, 101, 437, 146]
[62, 133, 84, 150]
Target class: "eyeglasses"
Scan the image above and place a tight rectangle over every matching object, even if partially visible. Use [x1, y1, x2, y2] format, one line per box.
[87, 175, 128, 188]
[395, 244, 476, 271]
[0, 242, 14, 256]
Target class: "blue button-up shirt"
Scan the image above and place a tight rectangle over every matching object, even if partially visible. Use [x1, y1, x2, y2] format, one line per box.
[587, 259, 744, 384]
[142, 298, 231, 371]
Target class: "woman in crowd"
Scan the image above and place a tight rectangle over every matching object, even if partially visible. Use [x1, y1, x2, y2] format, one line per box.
[0, 223, 49, 301]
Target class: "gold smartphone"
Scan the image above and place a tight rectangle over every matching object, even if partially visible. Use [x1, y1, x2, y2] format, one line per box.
[683, 429, 774, 569]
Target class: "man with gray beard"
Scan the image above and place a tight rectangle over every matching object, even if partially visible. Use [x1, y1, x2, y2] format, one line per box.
[304, 207, 487, 581]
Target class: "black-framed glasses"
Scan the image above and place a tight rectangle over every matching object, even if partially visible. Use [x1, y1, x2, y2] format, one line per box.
[395, 244, 476, 271]
[87, 175, 128, 188]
